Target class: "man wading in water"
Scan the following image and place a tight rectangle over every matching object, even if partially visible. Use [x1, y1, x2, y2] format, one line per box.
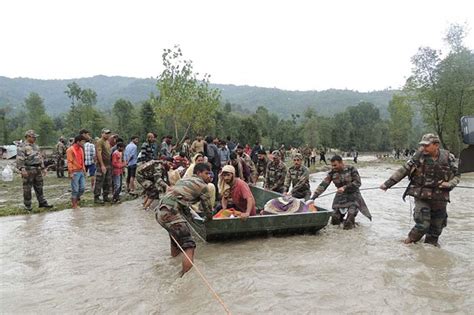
[380, 134, 460, 246]
[309, 155, 371, 229]
[154, 163, 213, 276]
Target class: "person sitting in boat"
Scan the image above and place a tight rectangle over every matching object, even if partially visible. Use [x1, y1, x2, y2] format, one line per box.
[218, 165, 256, 219]
[309, 155, 371, 229]
[283, 153, 311, 199]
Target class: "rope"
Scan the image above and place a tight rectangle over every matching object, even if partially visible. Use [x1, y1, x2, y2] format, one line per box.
[317, 185, 474, 199]
[169, 234, 232, 315]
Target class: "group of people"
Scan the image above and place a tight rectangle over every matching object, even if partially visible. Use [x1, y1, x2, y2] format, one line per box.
[16, 129, 461, 276]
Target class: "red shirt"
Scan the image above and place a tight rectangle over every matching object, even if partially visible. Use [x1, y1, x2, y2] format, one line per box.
[231, 178, 256, 216]
[112, 151, 125, 175]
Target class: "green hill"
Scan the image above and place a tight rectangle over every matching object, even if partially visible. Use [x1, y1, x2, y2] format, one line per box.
[0, 75, 396, 117]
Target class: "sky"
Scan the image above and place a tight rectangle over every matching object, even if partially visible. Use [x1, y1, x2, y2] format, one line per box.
[0, 0, 473, 92]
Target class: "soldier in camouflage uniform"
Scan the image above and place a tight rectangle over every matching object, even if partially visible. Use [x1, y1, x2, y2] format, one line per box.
[136, 159, 170, 210]
[16, 130, 53, 211]
[154, 163, 213, 276]
[256, 150, 269, 181]
[380, 134, 460, 246]
[55, 136, 66, 178]
[302, 146, 312, 168]
[264, 150, 287, 193]
[283, 153, 311, 199]
[236, 145, 257, 184]
[310, 155, 371, 229]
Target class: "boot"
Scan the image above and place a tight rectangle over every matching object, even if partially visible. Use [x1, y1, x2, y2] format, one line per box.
[71, 198, 78, 209]
[424, 235, 440, 247]
[331, 212, 342, 225]
[39, 202, 53, 208]
[94, 197, 104, 204]
[343, 213, 355, 230]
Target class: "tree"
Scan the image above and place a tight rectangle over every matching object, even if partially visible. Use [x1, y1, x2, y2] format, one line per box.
[113, 98, 138, 140]
[140, 101, 159, 138]
[0, 107, 11, 144]
[22, 92, 56, 144]
[155, 45, 221, 145]
[64, 83, 104, 137]
[388, 94, 413, 149]
[64, 82, 82, 107]
[405, 23, 474, 154]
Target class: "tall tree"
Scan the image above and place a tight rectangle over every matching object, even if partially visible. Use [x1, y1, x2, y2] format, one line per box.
[155, 45, 221, 144]
[405, 23, 474, 154]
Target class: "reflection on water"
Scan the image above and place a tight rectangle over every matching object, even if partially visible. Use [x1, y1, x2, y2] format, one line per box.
[1, 165, 473, 313]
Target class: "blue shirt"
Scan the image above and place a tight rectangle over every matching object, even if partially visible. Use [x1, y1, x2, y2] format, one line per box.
[124, 142, 138, 166]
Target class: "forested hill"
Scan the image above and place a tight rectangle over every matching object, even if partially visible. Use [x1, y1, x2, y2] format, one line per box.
[0, 75, 396, 117]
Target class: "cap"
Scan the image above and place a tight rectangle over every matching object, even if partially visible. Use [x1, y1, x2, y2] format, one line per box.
[24, 130, 39, 137]
[294, 153, 303, 160]
[272, 150, 281, 157]
[221, 165, 236, 175]
[101, 128, 111, 134]
[419, 133, 440, 145]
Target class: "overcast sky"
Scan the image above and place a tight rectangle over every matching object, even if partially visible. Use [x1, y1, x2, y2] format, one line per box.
[0, 0, 473, 91]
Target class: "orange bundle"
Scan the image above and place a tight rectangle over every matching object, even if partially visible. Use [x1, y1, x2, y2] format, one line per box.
[213, 208, 243, 219]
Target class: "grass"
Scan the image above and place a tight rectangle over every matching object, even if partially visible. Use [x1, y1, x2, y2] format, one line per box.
[0, 172, 139, 217]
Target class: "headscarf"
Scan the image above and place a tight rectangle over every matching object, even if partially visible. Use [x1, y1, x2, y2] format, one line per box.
[183, 153, 204, 178]
[218, 165, 236, 200]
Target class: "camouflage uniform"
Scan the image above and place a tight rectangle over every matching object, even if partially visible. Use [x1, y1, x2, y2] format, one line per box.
[284, 165, 311, 199]
[136, 160, 169, 199]
[302, 146, 312, 168]
[155, 175, 213, 250]
[256, 156, 268, 180]
[55, 140, 66, 178]
[94, 138, 112, 201]
[16, 133, 49, 209]
[264, 160, 287, 193]
[312, 165, 371, 229]
[240, 153, 257, 183]
[383, 148, 460, 245]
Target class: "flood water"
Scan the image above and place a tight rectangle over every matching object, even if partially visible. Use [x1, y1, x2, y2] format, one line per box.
[1, 164, 473, 314]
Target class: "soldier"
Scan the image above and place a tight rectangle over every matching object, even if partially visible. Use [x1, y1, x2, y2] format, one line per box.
[283, 153, 311, 199]
[136, 158, 170, 210]
[94, 128, 112, 204]
[16, 130, 53, 211]
[154, 163, 213, 276]
[264, 150, 287, 193]
[55, 136, 66, 178]
[256, 150, 269, 181]
[236, 145, 257, 184]
[310, 155, 371, 229]
[302, 146, 312, 168]
[380, 134, 461, 246]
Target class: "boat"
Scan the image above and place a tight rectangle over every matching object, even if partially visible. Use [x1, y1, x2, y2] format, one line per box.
[184, 186, 333, 242]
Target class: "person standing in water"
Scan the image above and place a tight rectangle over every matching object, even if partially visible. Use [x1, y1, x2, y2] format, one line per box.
[380, 134, 460, 246]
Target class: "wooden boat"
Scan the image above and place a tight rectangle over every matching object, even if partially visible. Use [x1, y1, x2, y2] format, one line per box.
[185, 186, 333, 242]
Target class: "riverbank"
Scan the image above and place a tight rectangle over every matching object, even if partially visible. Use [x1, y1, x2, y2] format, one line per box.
[0, 155, 404, 216]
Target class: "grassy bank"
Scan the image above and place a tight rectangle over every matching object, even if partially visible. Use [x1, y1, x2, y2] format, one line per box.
[0, 171, 138, 217]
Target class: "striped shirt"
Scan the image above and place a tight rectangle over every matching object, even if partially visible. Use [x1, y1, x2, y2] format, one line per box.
[84, 142, 96, 166]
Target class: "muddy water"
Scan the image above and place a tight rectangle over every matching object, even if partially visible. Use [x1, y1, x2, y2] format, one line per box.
[1, 164, 473, 314]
